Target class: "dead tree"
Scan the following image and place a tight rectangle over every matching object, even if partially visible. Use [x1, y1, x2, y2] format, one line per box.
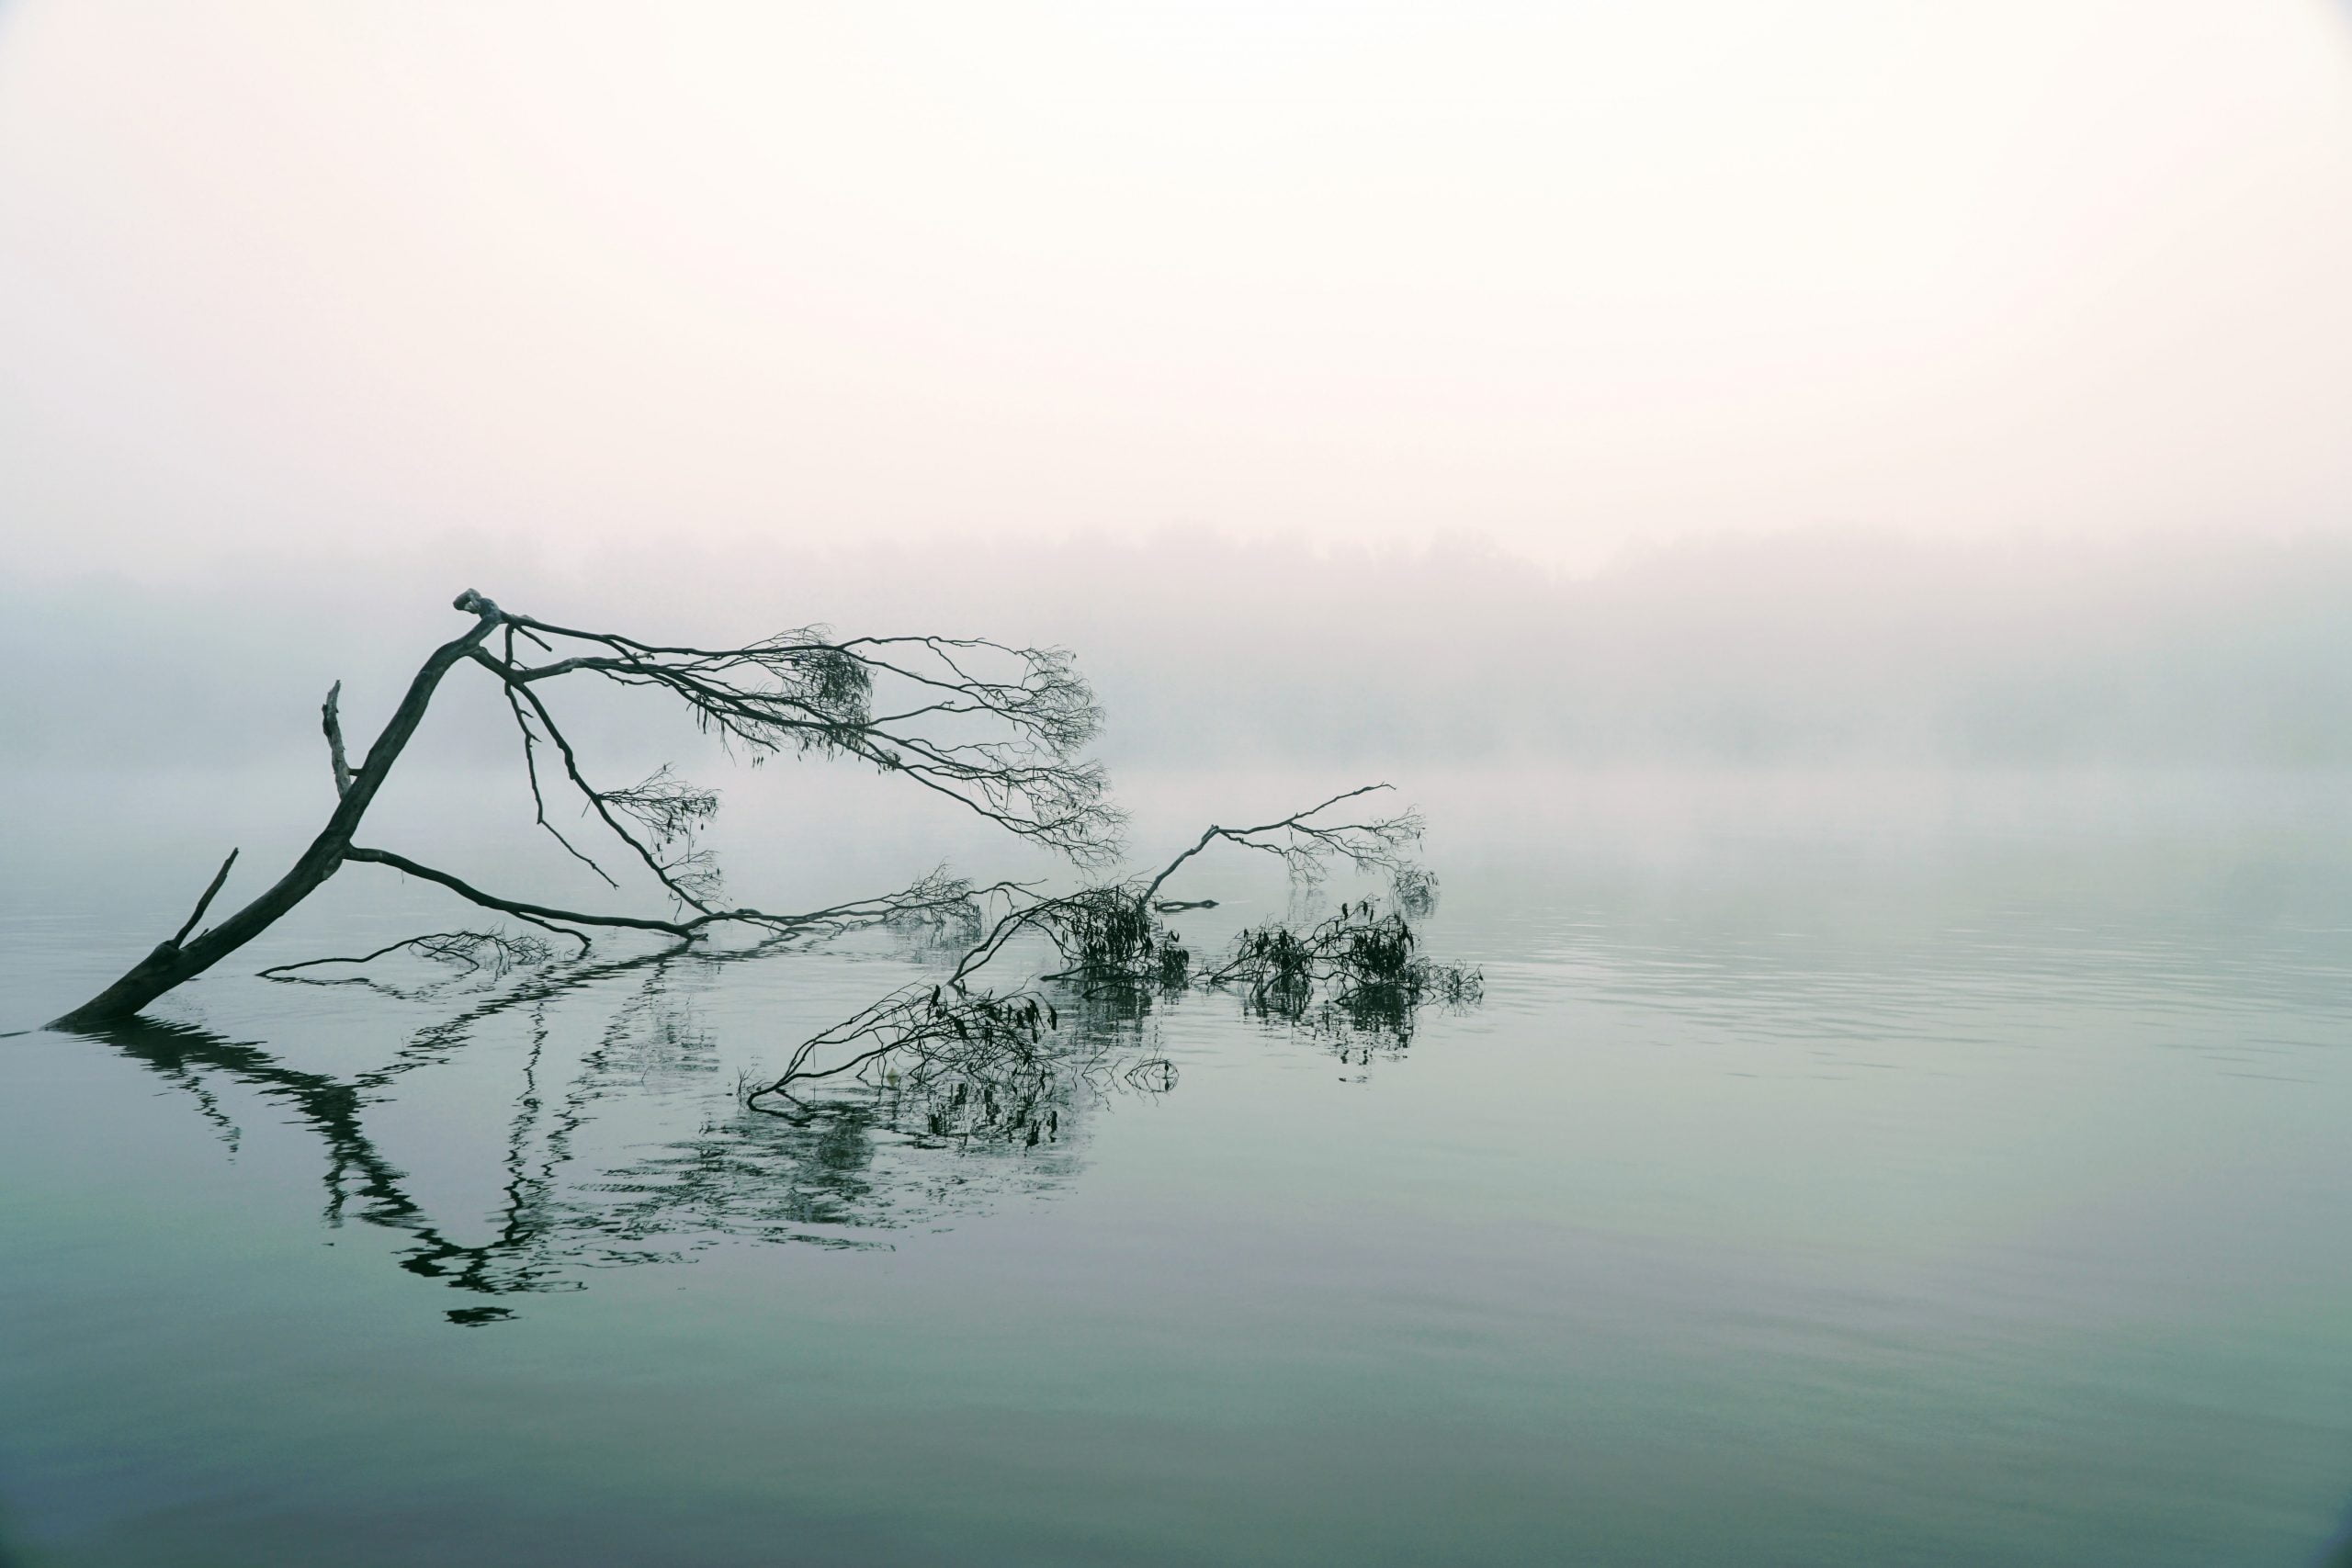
[52, 589, 1122, 1030]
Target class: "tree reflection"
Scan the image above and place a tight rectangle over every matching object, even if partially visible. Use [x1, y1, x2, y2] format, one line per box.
[74, 942, 1159, 1311]
[71, 844, 1475, 1315]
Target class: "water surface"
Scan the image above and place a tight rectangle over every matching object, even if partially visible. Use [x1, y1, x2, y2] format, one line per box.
[4, 768, 2350, 1566]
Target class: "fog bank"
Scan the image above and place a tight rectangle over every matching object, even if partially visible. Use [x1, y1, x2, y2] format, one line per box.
[6, 528, 2347, 773]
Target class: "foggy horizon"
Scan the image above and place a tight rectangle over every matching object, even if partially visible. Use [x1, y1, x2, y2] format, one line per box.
[9, 524, 2352, 773]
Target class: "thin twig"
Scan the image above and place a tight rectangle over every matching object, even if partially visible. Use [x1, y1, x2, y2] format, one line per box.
[496, 629, 618, 887]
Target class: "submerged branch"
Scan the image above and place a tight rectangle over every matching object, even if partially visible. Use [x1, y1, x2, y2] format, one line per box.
[749, 782, 1474, 1108]
[339, 847, 999, 953]
[259, 929, 567, 982]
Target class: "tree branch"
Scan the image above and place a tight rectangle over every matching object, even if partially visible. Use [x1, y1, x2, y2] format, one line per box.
[752, 782, 1454, 1105]
[1136, 784, 1413, 908]
[478, 613, 1124, 864]
[321, 682, 353, 796]
[344, 847, 701, 937]
[469, 648, 721, 909]
[493, 629, 619, 888]
[171, 848, 241, 948]
[340, 846, 998, 948]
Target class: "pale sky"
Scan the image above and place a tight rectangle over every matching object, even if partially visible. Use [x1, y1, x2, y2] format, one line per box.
[3, 1, 2350, 576]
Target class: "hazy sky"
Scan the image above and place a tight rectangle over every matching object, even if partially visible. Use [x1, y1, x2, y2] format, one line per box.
[3, 1, 2350, 576]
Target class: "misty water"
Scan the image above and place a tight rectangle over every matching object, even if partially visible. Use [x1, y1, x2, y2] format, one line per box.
[5, 766, 2352, 1567]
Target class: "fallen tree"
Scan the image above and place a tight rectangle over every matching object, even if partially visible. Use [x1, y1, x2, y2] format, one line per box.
[52, 590, 1472, 1058]
[53, 588, 1117, 1029]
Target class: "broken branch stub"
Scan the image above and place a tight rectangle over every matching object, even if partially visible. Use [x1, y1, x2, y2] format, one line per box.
[322, 682, 354, 796]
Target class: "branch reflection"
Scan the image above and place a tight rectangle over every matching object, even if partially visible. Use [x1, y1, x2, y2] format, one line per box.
[77, 900, 1457, 1317]
[76, 944, 1157, 1312]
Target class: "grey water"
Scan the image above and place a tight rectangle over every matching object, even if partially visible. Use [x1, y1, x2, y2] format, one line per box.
[5, 766, 2352, 1567]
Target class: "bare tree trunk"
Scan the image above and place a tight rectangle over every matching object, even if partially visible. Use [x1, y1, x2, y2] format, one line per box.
[51, 596, 503, 1030]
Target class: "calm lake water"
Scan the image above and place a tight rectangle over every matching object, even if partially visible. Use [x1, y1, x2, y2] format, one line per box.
[5, 767, 2351, 1566]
